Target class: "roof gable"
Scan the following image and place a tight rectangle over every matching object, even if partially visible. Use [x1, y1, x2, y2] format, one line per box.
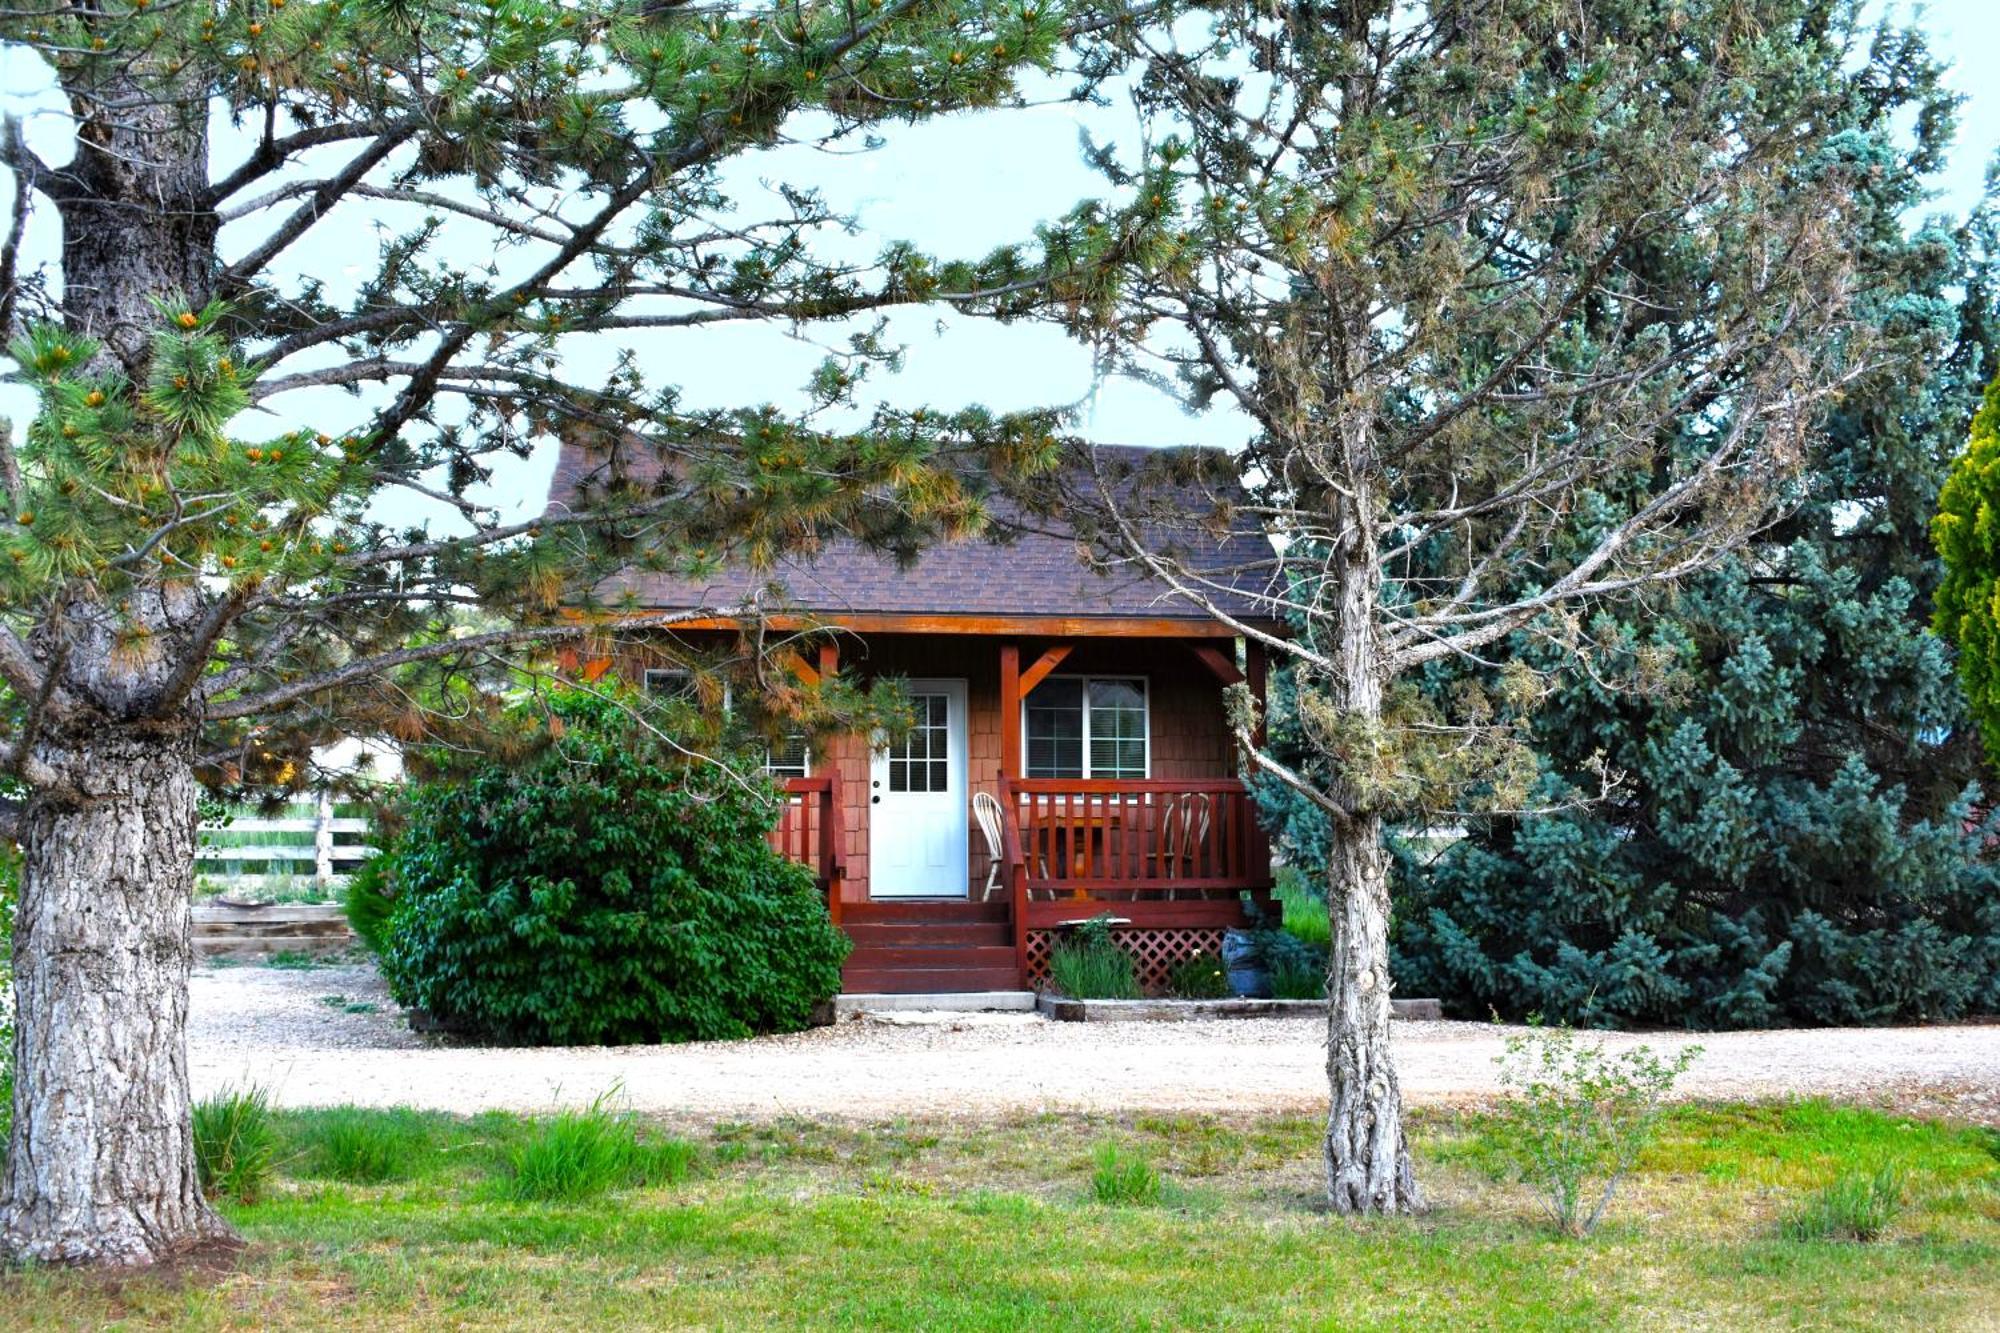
[545, 440, 1277, 625]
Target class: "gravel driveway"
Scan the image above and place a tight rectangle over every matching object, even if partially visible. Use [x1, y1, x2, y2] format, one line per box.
[189, 962, 2000, 1123]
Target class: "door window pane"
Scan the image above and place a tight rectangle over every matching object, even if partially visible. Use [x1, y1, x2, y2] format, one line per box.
[887, 693, 950, 792]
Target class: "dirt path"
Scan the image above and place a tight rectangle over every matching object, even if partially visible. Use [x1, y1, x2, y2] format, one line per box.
[188, 963, 2000, 1123]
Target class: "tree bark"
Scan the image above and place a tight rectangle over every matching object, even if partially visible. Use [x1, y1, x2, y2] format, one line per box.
[0, 726, 229, 1265]
[55, 65, 214, 376]
[1323, 808, 1421, 1213]
[1319, 464, 1422, 1214]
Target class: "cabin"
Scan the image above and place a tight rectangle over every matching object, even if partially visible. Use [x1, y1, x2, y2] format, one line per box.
[548, 442, 1281, 995]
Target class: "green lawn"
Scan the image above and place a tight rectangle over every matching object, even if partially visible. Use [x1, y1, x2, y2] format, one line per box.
[9, 1101, 1997, 1330]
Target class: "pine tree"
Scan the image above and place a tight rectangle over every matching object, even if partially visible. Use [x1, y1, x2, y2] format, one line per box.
[1391, 40, 2000, 1032]
[0, 0, 1103, 1266]
[1023, 0, 1913, 1213]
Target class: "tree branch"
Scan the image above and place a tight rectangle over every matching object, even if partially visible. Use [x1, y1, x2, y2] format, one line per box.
[202, 606, 743, 721]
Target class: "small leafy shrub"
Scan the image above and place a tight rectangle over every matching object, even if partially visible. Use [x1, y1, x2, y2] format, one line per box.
[1782, 1165, 1906, 1242]
[1048, 916, 1141, 1000]
[1494, 1023, 1700, 1237]
[1091, 1141, 1163, 1206]
[498, 1092, 698, 1202]
[193, 1086, 280, 1203]
[295, 1106, 436, 1184]
[382, 690, 849, 1044]
[1252, 927, 1327, 999]
[341, 852, 396, 958]
[1167, 951, 1231, 1000]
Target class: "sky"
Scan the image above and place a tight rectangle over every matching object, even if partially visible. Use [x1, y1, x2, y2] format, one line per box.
[3, 1, 1999, 533]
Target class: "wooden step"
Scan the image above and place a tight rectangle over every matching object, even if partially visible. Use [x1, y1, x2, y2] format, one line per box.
[197, 936, 355, 958]
[844, 945, 1015, 970]
[841, 899, 1009, 924]
[842, 922, 1010, 947]
[839, 966, 1023, 994]
[193, 918, 352, 939]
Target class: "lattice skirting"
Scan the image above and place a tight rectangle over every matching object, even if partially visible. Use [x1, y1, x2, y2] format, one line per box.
[1026, 926, 1230, 996]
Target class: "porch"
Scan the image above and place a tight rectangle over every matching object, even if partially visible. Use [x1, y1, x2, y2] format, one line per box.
[776, 771, 1275, 992]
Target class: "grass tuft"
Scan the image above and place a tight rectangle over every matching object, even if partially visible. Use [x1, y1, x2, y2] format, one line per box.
[192, 1085, 279, 1203]
[1048, 917, 1142, 999]
[1092, 1141, 1164, 1206]
[1276, 872, 1331, 950]
[293, 1106, 437, 1184]
[1269, 957, 1326, 999]
[1782, 1165, 1906, 1242]
[497, 1092, 698, 1202]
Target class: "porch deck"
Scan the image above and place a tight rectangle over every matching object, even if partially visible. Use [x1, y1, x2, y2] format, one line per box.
[776, 774, 1275, 992]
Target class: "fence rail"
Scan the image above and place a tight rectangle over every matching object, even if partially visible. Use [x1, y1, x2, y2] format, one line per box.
[197, 794, 376, 893]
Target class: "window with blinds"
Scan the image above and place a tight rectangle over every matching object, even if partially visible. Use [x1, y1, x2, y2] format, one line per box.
[643, 668, 807, 778]
[1023, 676, 1148, 779]
[763, 733, 810, 779]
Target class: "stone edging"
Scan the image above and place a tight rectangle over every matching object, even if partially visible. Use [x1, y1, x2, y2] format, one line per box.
[1035, 993, 1444, 1023]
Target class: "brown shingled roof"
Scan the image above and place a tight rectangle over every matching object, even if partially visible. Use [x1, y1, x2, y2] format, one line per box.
[545, 439, 1277, 623]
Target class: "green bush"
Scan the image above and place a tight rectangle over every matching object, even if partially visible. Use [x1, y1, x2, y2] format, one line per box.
[341, 853, 396, 958]
[1782, 1166, 1906, 1242]
[1048, 916, 1141, 1000]
[380, 691, 849, 1045]
[1493, 1024, 1700, 1237]
[1091, 1141, 1162, 1206]
[498, 1092, 698, 1202]
[193, 1085, 280, 1203]
[1167, 951, 1231, 1000]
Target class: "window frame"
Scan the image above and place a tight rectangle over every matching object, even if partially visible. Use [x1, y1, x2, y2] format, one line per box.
[1019, 673, 1151, 780]
[639, 667, 809, 779]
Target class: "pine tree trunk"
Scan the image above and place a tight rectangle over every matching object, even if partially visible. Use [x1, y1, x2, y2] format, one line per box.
[0, 49, 229, 1267]
[1319, 462, 1422, 1214]
[1323, 809, 1421, 1213]
[0, 728, 229, 1266]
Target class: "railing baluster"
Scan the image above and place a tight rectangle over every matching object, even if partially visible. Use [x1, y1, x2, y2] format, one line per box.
[1004, 778, 1268, 901]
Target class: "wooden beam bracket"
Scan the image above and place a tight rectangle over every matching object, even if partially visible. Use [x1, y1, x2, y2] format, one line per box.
[779, 649, 820, 688]
[1187, 641, 1244, 686]
[1017, 642, 1073, 696]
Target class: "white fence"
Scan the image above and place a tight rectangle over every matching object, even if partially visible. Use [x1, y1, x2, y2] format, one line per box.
[196, 793, 376, 894]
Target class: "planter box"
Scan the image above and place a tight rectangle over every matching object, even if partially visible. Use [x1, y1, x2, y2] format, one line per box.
[1036, 993, 1444, 1023]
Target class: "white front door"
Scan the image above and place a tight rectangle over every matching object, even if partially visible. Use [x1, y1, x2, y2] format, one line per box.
[869, 679, 969, 898]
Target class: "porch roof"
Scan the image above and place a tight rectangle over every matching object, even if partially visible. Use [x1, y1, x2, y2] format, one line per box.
[546, 442, 1280, 631]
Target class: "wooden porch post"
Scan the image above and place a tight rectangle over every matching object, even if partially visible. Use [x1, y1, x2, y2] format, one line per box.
[998, 644, 1026, 986]
[1244, 636, 1274, 894]
[1246, 636, 1269, 749]
[999, 642, 1021, 779]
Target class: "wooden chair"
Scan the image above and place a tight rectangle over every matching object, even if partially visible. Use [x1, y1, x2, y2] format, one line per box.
[972, 791, 1006, 900]
[1156, 792, 1212, 899]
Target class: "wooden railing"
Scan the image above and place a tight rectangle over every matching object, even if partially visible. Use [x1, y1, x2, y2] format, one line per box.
[1000, 777, 1271, 894]
[997, 775, 1275, 978]
[770, 774, 847, 924]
